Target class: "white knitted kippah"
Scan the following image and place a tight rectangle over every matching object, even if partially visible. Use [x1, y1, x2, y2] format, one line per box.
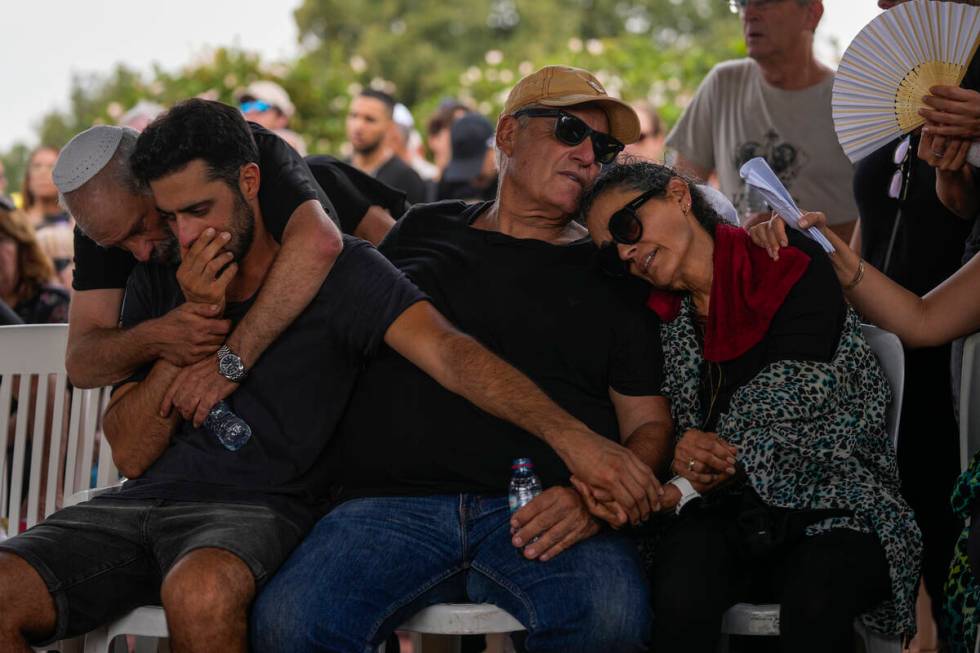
[52, 126, 132, 193]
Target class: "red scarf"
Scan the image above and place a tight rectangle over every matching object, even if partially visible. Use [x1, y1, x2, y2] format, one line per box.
[646, 224, 810, 362]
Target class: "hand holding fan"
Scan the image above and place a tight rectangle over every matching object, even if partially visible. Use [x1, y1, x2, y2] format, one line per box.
[832, 0, 980, 163]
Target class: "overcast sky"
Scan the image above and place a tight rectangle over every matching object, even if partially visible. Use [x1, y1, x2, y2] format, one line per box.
[1, 0, 881, 151]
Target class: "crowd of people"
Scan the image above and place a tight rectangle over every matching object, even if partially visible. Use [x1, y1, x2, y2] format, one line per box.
[0, 0, 979, 651]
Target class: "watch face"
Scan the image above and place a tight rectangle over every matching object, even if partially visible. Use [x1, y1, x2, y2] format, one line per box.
[219, 354, 245, 379]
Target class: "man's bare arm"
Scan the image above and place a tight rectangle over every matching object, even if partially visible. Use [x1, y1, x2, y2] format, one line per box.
[611, 391, 673, 475]
[66, 289, 228, 388]
[352, 206, 396, 245]
[103, 359, 182, 478]
[383, 300, 660, 524]
[223, 199, 343, 368]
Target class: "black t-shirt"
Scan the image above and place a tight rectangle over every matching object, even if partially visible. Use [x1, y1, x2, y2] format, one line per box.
[700, 230, 846, 431]
[437, 176, 499, 203]
[853, 54, 980, 295]
[374, 156, 428, 205]
[112, 236, 426, 527]
[327, 201, 665, 499]
[72, 123, 336, 292]
[306, 155, 409, 234]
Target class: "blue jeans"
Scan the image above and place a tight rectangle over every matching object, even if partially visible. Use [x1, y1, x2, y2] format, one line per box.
[251, 495, 651, 653]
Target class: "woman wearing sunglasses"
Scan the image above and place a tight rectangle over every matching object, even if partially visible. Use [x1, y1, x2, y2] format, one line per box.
[579, 161, 921, 652]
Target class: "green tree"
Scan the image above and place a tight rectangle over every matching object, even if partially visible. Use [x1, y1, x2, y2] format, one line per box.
[2, 0, 745, 184]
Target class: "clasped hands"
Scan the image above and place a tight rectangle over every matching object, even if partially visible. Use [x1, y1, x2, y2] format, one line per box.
[514, 428, 736, 561]
[572, 429, 737, 528]
[158, 228, 240, 427]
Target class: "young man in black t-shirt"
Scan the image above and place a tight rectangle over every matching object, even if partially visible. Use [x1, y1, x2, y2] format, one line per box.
[0, 99, 657, 651]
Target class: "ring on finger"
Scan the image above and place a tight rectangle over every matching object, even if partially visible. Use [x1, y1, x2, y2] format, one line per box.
[687, 458, 696, 472]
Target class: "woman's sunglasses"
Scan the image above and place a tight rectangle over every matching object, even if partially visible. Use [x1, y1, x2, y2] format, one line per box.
[514, 108, 625, 164]
[607, 188, 661, 245]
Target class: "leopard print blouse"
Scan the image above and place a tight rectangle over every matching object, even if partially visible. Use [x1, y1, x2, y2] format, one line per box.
[661, 295, 922, 636]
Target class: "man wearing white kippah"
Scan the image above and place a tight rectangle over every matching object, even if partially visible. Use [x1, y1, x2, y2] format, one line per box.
[54, 121, 343, 421]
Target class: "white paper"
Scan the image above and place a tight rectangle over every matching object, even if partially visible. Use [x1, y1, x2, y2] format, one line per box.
[738, 157, 836, 254]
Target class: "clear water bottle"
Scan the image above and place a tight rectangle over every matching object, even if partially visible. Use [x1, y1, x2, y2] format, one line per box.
[508, 457, 542, 513]
[203, 400, 252, 451]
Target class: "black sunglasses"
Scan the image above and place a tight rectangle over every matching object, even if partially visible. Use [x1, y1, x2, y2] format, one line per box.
[607, 188, 660, 245]
[514, 108, 625, 164]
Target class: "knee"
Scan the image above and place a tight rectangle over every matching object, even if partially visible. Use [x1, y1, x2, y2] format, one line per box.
[161, 549, 254, 625]
[250, 568, 363, 653]
[250, 576, 308, 651]
[531, 565, 652, 653]
[0, 552, 56, 639]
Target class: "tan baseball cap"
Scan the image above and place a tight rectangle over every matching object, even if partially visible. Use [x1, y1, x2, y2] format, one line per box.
[503, 65, 640, 144]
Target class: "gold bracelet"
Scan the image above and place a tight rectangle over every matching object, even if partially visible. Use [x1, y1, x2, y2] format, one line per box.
[842, 258, 865, 291]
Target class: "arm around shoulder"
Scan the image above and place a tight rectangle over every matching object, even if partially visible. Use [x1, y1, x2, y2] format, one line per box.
[223, 199, 342, 367]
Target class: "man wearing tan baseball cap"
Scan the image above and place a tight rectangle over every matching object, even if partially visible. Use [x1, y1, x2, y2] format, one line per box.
[256, 65, 666, 651]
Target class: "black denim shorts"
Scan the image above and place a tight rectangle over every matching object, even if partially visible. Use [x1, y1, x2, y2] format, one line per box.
[0, 496, 306, 645]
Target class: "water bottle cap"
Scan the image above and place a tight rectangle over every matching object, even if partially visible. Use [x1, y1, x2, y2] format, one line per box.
[511, 457, 534, 470]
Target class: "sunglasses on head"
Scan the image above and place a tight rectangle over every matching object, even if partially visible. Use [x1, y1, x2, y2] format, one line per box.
[514, 108, 625, 164]
[240, 100, 272, 114]
[607, 187, 661, 245]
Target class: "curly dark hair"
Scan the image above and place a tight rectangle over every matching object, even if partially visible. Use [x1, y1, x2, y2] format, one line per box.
[579, 160, 725, 237]
[130, 99, 259, 190]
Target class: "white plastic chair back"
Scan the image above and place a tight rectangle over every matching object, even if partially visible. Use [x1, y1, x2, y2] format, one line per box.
[0, 324, 118, 537]
[0, 324, 71, 536]
[959, 332, 980, 471]
[861, 324, 905, 448]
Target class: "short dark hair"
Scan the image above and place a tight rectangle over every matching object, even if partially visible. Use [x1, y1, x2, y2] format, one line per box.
[358, 89, 396, 117]
[130, 99, 259, 190]
[580, 160, 725, 237]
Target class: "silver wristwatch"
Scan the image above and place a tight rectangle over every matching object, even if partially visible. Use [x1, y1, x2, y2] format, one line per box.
[216, 344, 247, 382]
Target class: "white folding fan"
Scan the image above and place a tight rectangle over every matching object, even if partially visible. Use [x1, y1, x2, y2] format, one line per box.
[832, 0, 980, 163]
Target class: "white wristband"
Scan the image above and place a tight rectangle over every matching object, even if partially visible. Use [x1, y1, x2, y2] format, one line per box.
[667, 475, 701, 516]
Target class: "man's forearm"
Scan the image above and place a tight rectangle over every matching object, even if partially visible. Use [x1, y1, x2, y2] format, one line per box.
[224, 201, 342, 367]
[103, 359, 181, 478]
[624, 422, 674, 478]
[67, 319, 169, 388]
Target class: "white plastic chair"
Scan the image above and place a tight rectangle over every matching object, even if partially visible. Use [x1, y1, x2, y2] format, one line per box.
[959, 332, 980, 471]
[387, 603, 523, 653]
[0, 324, 117, 652]
[718, 324, 905, 653]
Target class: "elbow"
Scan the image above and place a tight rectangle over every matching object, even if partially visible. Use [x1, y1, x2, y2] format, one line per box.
[318, 227, 344, 264]
[65, 347, 97, 389]
[310, 216, 344, 265]
[103, 410, 143, 479]
[113, 453, 145, 481]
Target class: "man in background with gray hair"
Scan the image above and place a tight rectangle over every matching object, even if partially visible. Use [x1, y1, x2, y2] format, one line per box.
[667, 0, 859, 241]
